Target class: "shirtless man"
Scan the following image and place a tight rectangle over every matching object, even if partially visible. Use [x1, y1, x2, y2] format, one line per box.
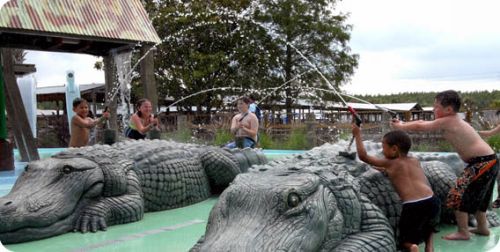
[353, 126, 439, 252]
[225, 96, 259, 148]
[391, 90, 499, 241]
[69, 98, 109, 147]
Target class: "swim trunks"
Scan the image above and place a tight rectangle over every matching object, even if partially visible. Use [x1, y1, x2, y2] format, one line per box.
[446, 154, 499, 213]
[399, 195, 441, 245]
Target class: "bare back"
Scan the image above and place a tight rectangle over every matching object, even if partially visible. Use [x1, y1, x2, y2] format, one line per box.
[438, 115, 494, 161]
[385, 157, 433, 202]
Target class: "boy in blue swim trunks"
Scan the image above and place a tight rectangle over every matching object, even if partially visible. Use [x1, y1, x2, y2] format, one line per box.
[353, 126, 440, 252]
[392, 90, 499, 241]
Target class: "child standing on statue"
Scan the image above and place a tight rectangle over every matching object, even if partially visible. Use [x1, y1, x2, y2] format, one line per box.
[352, 125, 440, 252]
[391, 90, 499, 241]
[69, 98, 110, 147]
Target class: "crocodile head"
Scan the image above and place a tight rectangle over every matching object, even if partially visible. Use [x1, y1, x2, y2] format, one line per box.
[194, 168, 361, 251]
[0, 156, 104, 243]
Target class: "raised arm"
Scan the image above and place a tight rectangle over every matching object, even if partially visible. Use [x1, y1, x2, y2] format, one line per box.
[130, 114, 154, 134]
[72, 116, 97, 129]
[352, 124, 390, 169]
[390, 118, 443, 132]
[479, 124, 500, 137]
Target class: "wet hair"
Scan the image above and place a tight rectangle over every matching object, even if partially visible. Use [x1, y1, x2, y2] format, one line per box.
[135, 98, 151, 117]
[237, 96, 251, 105]
[435, 90, 461, 112]
[72, 98, 88, 108]
[383, 130, 412, 155]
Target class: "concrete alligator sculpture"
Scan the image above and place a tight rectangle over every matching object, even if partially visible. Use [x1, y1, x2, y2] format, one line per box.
[0, 139, 267, 244]
[191, 141, 500, 252]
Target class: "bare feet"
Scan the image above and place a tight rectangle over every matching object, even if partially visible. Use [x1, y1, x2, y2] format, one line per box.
[410, 244, 419, 252]
[442, 232, 470, 240]
[470, 228, 490, 236]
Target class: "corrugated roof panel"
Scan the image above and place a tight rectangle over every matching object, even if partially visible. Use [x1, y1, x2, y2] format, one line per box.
[0, 0, 161, 44]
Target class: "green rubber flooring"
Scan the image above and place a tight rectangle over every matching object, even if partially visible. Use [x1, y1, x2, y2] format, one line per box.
[3, 198, 500, 252]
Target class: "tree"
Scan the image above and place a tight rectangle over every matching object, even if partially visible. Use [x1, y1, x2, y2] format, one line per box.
[252, 0, 358, 117]
[142, 0, 357, 116]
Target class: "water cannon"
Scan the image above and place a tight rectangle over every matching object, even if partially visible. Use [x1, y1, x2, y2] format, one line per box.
[347, 106, 362, 127]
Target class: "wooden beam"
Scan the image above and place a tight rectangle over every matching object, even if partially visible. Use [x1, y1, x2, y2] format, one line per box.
[1, 48, 39, 161]
[14, 64, 36, 75]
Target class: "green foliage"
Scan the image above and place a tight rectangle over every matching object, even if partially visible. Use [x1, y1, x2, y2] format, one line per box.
[487, 135, 500, 152]
[256, 131, 275, 149]
[162, 127, 196, 143]
[213, 129, 234, 146]
[281, 127, 308, 150]
[338, 130, 352, 141]
[356, 90, 500, 110]
[142, 0, 357, 113]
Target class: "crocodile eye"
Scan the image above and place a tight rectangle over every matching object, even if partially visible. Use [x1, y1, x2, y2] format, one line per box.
[24, 165, 30, 172]
[62, 165, 73, 174]
[287, 192, 301, 208]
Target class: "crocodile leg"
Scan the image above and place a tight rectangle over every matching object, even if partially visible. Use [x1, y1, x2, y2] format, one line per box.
[74, 170, 144, 233]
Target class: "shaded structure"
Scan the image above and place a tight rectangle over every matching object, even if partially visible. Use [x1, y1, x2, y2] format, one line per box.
[37, 83, 106, 116]
[0, 0, 160, 165]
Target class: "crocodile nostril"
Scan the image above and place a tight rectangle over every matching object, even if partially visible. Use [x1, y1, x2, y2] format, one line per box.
[4, 201, 12, 206]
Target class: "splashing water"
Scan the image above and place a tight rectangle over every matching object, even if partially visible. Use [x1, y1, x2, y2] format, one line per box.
[113, 51, 133, 128]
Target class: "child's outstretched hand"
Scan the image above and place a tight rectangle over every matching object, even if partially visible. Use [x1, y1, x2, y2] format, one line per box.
[390, 118, 402, 129]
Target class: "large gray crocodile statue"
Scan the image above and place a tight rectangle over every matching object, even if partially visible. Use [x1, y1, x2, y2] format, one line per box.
[191, 141, 500, 252]
[0, 139, 267, 244]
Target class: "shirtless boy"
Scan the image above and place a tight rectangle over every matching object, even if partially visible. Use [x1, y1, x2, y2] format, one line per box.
[391, 90, 499, 240]
[353, 126, 439, 252]
[69, 98, 109, 147]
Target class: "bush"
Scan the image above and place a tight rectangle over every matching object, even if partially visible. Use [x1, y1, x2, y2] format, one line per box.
[487, 135, 500, 152]
[257, 131, 276, 149]
[282, 127, 308, 150]
[163, 127, 198, 143]
[213, 129, 234, 146]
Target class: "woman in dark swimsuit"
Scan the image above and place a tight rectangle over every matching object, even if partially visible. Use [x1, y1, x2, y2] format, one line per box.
[125, 98, 158, 140]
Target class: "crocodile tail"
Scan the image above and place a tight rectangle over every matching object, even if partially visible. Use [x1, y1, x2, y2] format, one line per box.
[200, 148, 241, 188]
[338, 195, 395, 252]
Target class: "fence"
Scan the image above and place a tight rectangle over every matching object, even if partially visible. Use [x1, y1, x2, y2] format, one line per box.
[22, 113, 447, 149]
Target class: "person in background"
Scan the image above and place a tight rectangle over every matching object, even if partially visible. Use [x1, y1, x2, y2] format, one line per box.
[125, 98, 158, 140]
[391, 90, 498, 241]
[225, 96, 259, 148]
[69, 98, 109, 147]
[249, 94, 262, 123]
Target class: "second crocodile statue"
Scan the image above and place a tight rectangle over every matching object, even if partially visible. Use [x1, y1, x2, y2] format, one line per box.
[191, 141, 500, 252]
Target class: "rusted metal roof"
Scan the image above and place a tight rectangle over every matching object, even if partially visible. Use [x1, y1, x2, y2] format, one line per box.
[0, 0, 161, 44]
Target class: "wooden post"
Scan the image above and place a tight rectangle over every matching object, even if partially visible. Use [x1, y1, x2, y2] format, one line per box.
[140, 45, 158, 113]
[1, 48, 39, 161]
[104, 55, 118, 131]
[0, 64, 14, 170]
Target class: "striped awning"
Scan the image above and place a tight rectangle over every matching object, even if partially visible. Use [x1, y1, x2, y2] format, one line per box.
[0, 0, 161, 44]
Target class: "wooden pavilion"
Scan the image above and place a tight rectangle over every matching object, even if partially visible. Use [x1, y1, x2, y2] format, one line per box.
[0, 0, 161, 168]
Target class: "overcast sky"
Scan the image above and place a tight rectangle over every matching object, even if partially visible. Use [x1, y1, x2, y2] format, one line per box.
[21, 0, 500, 95]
